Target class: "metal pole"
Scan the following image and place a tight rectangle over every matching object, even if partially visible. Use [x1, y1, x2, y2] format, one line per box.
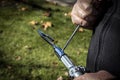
[62, 25, 80, 51]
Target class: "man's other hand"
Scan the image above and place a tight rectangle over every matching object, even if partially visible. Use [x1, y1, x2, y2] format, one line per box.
[73, 70, 115, 80]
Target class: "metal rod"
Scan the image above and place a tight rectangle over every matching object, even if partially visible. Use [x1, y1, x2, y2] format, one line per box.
[62, 25, 80, 51]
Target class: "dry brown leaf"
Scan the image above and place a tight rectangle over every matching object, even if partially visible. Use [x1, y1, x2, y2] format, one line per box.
[15, 3, 19, 6]
[42, 21, 52, 30]
[23, 45, 33, 50]
[64, 12, 71, 17]
[79, 27, 84, 32]
[57, 76, 63, 80]
[15, 56, 21, 61]
[40, 20, 43, 24]
[7, 65, 12, 69]
[64, 71, 69, 76]
[52, 61, 58, 67]
[23, 45, 29, 49]
[21, 7, 28, 11]
[64, 13, 68, 16]
[29, 20, 39, 26]
[77, 51, 81, 55]
[43, 12, 51, 17]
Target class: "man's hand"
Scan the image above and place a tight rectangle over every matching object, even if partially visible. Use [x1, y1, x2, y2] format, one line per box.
[71, 0, 101, 29]
[74, 70, 115, 80]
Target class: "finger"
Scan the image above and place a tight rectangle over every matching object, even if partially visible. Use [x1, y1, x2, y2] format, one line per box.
[77, 6, 88, 19]
[71, 14, 88, 26]
[73, 4, 87, 19]
[75, 1, 92, 19]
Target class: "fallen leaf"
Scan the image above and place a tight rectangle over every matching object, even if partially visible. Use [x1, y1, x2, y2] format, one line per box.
[77, 51, 81, 55]
[64, 13, 68, 16]
[52, 61, 58, 67]
[57, 76, 63, 80]
[15, 3, 19, 6]
[15, 56, 21, 61]
[29, 20, 39, 26]
[79, 27, 84, 32]
[64, 12, 71, 17]
[23, 45, 33, 50]
[42, 21, 52, 30]
[40, 20, 43, 24]
[21, 7, 28, 11]
[7, 65, 12, 69]
[43, 11, 51, 17]
[64, 71, 69, 76]
[23, 45, 29, 49]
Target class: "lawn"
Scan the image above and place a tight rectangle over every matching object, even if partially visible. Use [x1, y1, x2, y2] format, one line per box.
[0, 0, 92, 80]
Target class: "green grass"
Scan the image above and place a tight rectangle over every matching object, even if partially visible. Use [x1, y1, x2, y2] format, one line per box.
[0, 0, 92, 80]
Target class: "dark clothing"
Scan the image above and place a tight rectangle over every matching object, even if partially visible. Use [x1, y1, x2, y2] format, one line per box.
[86, 0, 120, 78]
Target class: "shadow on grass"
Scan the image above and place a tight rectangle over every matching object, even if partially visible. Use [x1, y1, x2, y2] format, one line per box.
[0, 50, 69, 80]
[0, 50, 51, 80]
[15, 0, 53, 11]
[0, 0, 61, 14]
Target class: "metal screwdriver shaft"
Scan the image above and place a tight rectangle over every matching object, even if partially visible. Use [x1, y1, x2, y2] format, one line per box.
[62, 25, 80, 51]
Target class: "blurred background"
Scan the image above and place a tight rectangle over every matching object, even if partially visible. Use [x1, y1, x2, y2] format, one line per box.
[0, 0, 92, 80]
[45, 0, 76, 6]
